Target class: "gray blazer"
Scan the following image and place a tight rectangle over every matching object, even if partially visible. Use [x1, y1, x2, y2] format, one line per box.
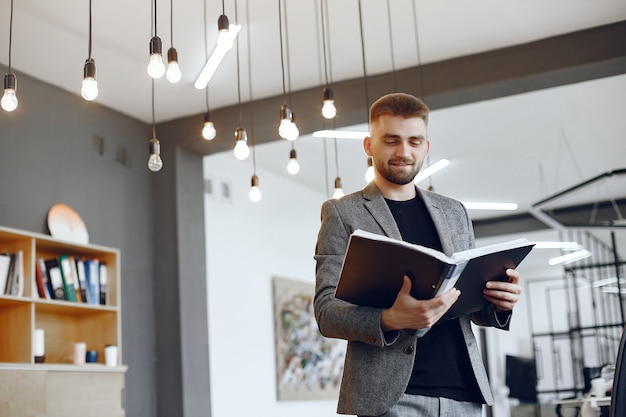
[314, 181, 509, 416]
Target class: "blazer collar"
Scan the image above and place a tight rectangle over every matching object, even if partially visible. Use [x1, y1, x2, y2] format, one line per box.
[362, 183, 451, 253]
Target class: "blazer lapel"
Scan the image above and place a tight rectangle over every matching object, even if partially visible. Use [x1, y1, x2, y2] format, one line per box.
[420, 189, 455, 256]
[362, 182, 403, 240]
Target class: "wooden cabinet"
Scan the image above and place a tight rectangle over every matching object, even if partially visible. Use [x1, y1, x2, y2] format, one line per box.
[0, 225, 125, 415]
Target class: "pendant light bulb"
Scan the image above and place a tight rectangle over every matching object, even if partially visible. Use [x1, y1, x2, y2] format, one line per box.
[248, 175, 262, 202]
[321, 87, 336, 119]
[166, 47, 182, 83]
[278, 104, 299, 141]
[287, 149, 300, 175]
[202, 112, 216, 140]
[147, 36, 165, 79]
[286, 121, 299, 141]
[1, 73, 18, 112]
[365, 157, 375, 183]
[148, 137, 163, 172]
[233, 127, 250, 160]
[278, 104, 292, 139]
[332, 177, 345, 199]
[81, 59, 99, 101]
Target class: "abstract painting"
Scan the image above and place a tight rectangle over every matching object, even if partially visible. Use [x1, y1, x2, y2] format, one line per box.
[272, 276, 346, 401]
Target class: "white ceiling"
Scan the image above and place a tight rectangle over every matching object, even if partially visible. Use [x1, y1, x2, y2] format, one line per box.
[1, 0, 625, 262]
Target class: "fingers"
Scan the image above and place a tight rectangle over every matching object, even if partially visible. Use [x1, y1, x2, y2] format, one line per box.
[484, 269, 522, 312]
[506, 268, 520, 284]
[399, 275, 412, 295]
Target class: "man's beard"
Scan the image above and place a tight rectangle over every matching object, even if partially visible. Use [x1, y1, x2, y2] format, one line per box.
[375, 158, 423, 185]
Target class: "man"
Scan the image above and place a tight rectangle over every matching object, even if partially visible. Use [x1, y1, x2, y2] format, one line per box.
[314, 93, 521, 417]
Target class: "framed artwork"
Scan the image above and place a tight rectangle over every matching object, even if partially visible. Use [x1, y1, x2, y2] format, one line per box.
[272, 276, 346, 401]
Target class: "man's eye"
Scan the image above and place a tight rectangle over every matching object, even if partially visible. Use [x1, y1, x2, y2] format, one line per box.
[410, 140, 423, 146]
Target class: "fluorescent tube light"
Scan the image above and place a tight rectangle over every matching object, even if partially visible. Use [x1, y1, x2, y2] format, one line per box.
[312, 130, 369, 140]
[532, 241, 582, 250]
[194, 24, 241, 90]
[548, 249, 592, 266]
[414, 159, 450, 184]
[461, 201, 518, 211]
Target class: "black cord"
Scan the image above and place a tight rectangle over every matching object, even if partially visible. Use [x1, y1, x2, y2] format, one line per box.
[357, 0, 369, 118]
[203, 0, 210, 111]
[170, 0, 174, 46]
[320, 0, 329, 86]
[235, 0, 242, 126]
[151, 79, 156, 137]
[412, 0, 424, 98]
[283, 0, 292, 104]
[278, 0, 286, 97]
[386, 0, 396, 91]
[153, 0, 158, 36]
[245, 0, 256, 173]
[88, 0, 92, 59]
[8, 0, 14, 71]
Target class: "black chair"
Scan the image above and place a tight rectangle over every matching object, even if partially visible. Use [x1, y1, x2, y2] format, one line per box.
[610, 324, 626, 417]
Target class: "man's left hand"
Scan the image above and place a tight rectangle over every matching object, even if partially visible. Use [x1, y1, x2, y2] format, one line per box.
[483, 269, 522, 312]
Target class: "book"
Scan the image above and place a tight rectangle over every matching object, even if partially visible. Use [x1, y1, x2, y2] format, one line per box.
[0, 253, 11, 295]
[84, 258, 100, 305]
[74, 257, 88, 303]
[58, 255, 78, 301]
[99, 262, 108, 305]
[35, 257, 52, 299]
[4, 251, 24, 297]
[45, 258, 66, 300]
[335, 229, 535, 322]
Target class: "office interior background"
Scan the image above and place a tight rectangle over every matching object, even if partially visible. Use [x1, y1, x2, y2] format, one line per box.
[1, 0, 625, 416]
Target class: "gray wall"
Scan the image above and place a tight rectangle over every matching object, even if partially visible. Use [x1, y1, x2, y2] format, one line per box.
[0, 65, 162, 417]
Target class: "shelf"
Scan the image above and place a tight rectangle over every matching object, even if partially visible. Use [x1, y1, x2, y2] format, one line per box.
[0, 225, 121, 367]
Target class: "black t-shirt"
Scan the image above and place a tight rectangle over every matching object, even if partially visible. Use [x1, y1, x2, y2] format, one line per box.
[385, 195, 483, 403]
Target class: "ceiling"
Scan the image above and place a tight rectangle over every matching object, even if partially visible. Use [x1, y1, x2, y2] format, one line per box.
[1, 1, 626, 264]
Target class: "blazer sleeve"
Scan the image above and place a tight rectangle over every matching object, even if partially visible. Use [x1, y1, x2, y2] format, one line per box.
[313, 199, 396, 347]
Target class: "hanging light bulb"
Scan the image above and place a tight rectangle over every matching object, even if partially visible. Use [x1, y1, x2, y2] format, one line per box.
[287, 148, 300, 175]
[81, 59, 98, 101]
[365, 157, 375, 183]
[288, 112, 300, 141]
[202, 111, 216, 140]
[278, 104, 292, 139]
[332, 177, 345, 199]
[148, 137, 163, 172]
[166, 47, 182, 83]
[321, 87, 336, 119]
[278, 104, 299, 141]
[1, 73, 18, 112]
[147, 36, 165, 79]
[233, 127, 250, 160]
[81, 0, 98, 101]
[248, 174, 262, 202]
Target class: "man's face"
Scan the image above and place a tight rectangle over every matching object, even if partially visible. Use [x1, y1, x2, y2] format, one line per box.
[364, 114, 430, 185]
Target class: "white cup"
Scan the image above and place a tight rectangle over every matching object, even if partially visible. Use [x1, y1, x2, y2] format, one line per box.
[34, 329, 45, 357]
[73, 342, 87, 365]
[590, 377, 605, 397]
[104, 345, 118, 367]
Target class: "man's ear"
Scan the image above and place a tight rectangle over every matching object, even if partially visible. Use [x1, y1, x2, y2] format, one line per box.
[363, 136, 371, 156]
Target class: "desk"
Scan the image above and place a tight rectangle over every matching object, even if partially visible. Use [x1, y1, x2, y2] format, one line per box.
[554, 396, 611, 417]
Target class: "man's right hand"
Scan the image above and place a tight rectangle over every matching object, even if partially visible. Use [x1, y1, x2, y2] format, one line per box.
[380, 275, 460, 332]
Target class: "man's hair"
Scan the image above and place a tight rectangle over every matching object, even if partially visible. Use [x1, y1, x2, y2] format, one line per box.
[369, 93, 429, 126]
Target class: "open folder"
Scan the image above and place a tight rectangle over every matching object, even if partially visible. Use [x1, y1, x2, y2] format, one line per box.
[335, 229, 535, 322]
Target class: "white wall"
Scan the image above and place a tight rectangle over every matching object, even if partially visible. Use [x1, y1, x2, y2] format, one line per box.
[203, 152, 339, 417]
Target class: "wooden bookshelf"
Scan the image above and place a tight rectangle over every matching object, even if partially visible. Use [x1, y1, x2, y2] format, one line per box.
[0, 225, 125, 416]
